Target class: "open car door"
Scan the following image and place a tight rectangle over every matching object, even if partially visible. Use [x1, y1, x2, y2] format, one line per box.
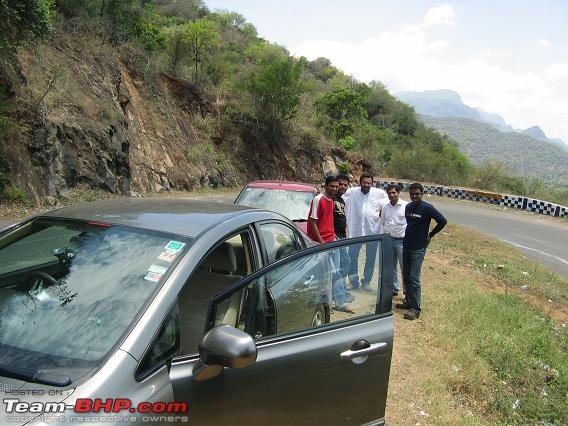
[170, 235, 394, 425]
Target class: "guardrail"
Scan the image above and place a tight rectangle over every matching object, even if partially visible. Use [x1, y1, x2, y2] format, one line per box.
[375, 180, 567, 218]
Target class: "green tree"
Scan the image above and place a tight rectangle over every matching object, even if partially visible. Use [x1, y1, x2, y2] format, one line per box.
[392, 103, 418, 136]
[99, 0, 139, 45]
[162, 24, 189, 75]
[0, 0, 55, 53]
[245, 42, 304, 123]
[184, 18, 219, 82]
[315, 88, 367, 140]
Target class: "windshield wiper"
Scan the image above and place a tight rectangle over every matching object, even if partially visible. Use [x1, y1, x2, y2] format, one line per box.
[292, 219, 307, 222]
[0, 363, 71, 386]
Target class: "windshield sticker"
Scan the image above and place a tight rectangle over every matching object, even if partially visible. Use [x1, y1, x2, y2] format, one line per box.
[144, 271, 163, 282]
[148, 264, 168, 275]
[165, 240, 185, 252]
[158, 241, 185, 262]
[158, 249, 177, 262]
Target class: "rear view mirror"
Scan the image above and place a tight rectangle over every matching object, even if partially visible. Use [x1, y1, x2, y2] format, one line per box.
[193, 325, 257, 381]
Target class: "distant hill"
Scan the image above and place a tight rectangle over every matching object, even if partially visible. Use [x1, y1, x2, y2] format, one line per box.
[420, 115, 568, 182]
[397, 90, 482, 121]
[397, 89, 567, 150]
[477, 109, 513, 132]
[550, 138, 568, 152]
[520, 126, 568, 152]
[522, 125, 548, 141]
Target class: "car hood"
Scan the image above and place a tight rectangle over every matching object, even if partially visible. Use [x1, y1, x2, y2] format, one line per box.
[0, 378, 75, 425]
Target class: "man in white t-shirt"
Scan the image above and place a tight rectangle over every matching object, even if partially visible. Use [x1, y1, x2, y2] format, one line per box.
[342, 173, 387, 291]
[379, 184, 408, 297]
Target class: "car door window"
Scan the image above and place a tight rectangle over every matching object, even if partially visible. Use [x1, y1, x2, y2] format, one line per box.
[169, 235, 393, 426]
[259, 223, 303, 265]
[177, 230, 255, 354]
[208, 237, 389, 339]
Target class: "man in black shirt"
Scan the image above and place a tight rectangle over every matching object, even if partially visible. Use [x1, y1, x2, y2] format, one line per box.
[333, 174, 349, 239]
[333, 174, 353, 302]
[396, 182, 447, 320]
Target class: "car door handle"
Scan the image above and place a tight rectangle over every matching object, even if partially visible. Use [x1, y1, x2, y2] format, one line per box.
[340, 342, 388, 363]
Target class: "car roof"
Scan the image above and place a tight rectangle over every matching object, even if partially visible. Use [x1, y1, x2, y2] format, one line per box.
[40, 198, 264, 238]
[246, 180, 318, 192]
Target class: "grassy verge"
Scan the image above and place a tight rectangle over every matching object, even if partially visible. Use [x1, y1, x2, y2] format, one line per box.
[387, 224, 567, 425]
[432, 224, 568, 316]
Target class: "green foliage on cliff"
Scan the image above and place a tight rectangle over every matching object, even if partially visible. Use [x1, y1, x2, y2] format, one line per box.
[0, 0, 55, 53]
[245, 42, 304, 123]
[315, 88, 367, 140]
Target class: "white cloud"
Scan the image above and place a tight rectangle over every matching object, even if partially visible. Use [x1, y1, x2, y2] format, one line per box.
[291, 6, 568, 143]
[539, 38, 551, 47]
[404, 4, 455, 32]
[424, 4, 455, 27]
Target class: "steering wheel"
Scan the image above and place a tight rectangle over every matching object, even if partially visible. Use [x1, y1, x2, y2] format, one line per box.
[28, 271, 59, 294]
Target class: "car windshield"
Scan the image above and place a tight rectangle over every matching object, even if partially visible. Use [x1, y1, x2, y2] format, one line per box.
[236, 187, 315, 221]
[0, 218, 189, 384]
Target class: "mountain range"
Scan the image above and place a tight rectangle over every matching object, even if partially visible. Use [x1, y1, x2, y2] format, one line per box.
[396, 90, 568, 182]
[396, 89, 566, 148]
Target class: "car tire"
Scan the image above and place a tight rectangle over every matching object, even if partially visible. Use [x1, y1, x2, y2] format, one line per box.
[311, 304, 327, 326]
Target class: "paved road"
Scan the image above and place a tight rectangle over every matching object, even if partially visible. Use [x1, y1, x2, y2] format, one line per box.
[184, 195, 567, 280]
[2, 194, 567, 280]
[427, 197, 568, 280]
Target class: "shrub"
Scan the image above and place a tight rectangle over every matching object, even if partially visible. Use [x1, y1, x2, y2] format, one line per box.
[3, 185, 29, 203]
[338, 135, 356, 151]
[338, 161, 349, 174]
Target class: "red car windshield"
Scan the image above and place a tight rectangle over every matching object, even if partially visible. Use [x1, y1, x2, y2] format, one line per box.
[236, 187, 315, 222]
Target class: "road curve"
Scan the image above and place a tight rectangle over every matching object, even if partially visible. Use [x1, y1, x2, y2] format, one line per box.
[427, 197, 568, 280]
[2, 194, 567, 280]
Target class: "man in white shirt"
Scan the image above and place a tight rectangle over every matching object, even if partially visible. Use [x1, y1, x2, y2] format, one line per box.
[379, 184, 408, 297]
[342, 173, 387, 290]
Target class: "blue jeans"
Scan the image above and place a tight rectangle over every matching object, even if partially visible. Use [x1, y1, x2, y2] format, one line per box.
[402, 247, 426, 311]
[392, 238, 404, 293]
[331, 249, 348, 305]
[338, 245, 351, 282]
[348, 241, 378, 288]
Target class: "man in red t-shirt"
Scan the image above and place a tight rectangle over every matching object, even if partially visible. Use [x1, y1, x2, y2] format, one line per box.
[307, 176, 337, 243]
[308, 176, 354, 313]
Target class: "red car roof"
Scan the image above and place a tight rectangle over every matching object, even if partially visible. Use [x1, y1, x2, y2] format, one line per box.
[246, 180, 318, 192]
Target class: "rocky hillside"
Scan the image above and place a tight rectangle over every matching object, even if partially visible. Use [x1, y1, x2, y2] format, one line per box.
[0, 1, 490, 203]
[0, 33, 336, 201]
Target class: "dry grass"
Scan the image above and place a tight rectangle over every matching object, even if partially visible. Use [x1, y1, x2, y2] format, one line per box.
[385, 225, 567, 425]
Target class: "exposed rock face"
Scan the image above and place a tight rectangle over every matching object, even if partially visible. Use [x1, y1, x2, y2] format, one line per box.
[1, 36, 344, 201]
[28, 122, 130, 196]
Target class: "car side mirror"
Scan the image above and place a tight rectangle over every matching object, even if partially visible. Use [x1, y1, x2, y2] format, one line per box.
[192, 325, 257, 381]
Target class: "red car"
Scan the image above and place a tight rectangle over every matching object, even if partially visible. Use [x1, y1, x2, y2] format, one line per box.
[234, 180, 319, 234]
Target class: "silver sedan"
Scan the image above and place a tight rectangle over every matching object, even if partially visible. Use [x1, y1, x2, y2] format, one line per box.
[0, 198, 394, 425]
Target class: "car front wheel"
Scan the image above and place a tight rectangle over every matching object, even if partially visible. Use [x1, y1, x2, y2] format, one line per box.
[311, 304, 326, 326]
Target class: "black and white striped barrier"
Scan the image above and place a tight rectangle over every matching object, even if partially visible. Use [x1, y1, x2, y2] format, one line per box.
[375, 180, 567, 218]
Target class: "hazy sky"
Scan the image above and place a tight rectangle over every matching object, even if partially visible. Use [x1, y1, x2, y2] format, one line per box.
[204, 1, 568, 144]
